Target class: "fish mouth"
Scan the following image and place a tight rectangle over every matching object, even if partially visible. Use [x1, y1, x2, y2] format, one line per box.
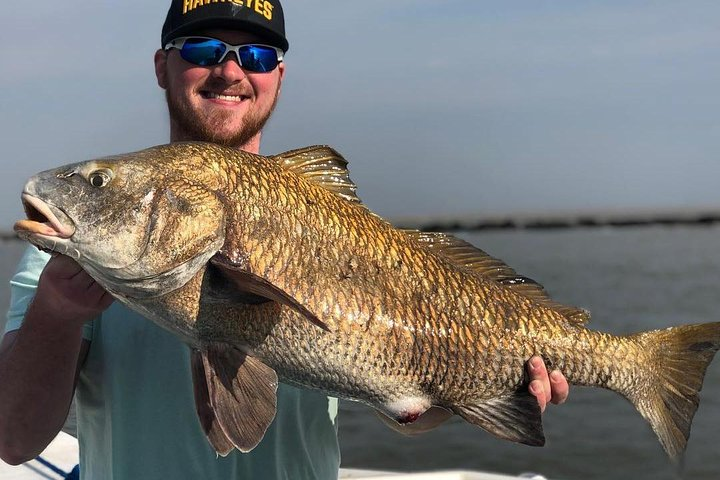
[14, 194, 76, 251]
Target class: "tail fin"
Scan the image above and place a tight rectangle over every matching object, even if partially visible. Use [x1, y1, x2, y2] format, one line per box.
[629, 322, 720, 459]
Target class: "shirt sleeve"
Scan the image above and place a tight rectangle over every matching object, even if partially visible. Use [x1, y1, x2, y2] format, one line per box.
[5, 246, 94, 340]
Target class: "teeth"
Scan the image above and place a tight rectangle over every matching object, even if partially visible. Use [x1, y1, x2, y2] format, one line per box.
[206, 92, 244, 102]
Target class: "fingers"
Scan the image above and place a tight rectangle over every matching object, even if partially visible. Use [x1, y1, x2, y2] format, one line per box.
[527, 356, 569, 413]
[549, 370, 569, 405]
[86, 280, 111, 304]
[44, 254, 85, 279]
[47, 253, 77, 267]
[527, 356, 550, 412]
[44, 255, 98, 295]
[35, 254, 113, 322]
[529, 380, 547, 412]
[97, 291, 115, 311]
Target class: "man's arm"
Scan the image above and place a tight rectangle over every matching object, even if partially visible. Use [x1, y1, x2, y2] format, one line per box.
[0, 255, 112, 465]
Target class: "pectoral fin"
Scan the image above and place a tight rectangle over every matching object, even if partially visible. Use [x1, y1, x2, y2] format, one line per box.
[192, 343, 279, 454]
[452, 392, 545, 446]
[211, 255, 331, 332]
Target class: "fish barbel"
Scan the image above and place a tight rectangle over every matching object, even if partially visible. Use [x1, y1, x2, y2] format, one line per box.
[14, 142, 720, 459]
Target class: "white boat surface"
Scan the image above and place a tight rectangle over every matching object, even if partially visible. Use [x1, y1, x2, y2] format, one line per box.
[0, 433, 550, 480]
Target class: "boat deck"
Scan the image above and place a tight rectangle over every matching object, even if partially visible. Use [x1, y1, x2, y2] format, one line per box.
[0, 433, 549, 480]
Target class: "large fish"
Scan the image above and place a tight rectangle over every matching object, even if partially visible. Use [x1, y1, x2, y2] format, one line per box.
[14, 142, 720, 459]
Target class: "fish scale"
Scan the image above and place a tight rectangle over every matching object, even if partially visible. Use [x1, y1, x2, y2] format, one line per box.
[14, 142, 720, 460]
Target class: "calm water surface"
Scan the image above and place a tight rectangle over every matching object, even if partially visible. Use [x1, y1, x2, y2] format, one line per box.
[2, 226, 719, 479]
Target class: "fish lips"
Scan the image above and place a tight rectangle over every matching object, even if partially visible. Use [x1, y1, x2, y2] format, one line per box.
[15, 193, 76, 249]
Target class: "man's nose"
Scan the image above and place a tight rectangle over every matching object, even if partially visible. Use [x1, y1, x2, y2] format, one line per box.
[211, 53, 246, 82]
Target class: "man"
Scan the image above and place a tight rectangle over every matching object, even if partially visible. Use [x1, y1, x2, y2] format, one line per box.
[0, 1, 568, 478]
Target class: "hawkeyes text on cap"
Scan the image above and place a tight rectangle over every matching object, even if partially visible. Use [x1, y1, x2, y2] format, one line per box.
[162, 0, 289, 52]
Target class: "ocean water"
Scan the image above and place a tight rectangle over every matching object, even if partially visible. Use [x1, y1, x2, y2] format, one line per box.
[2, 226, 720, 479]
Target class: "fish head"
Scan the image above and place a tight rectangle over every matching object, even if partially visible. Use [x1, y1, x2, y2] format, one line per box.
[15, 146, 227, 299]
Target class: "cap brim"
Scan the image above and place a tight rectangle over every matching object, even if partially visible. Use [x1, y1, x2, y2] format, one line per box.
[162, 17, 289, 52]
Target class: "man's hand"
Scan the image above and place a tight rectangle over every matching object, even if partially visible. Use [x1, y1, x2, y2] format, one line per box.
[32, 254, 114, 326]
[527, 356, 569, 412]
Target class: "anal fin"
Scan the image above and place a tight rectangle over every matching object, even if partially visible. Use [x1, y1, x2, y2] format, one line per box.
[452, 391, 545, 446]
[192, 343, 279, 454]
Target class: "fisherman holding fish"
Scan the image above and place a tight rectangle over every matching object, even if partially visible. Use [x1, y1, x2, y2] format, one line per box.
[0, 1, 569, 478]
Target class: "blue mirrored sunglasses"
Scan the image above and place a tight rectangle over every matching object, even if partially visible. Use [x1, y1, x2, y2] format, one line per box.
[164, 37, 284, 73]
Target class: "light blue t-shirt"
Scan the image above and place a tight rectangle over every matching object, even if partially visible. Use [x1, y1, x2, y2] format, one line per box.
[6, 247, 340, 480]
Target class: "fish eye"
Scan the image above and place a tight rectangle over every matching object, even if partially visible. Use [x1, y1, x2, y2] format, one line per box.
[88, 169, 113, 188]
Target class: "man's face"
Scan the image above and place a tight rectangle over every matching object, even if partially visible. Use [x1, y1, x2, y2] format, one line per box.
[155, 29, 285, 148]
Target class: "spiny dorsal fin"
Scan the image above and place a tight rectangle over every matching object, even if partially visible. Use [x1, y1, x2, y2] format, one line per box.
[273, 146, 362, 204]
[406, 230, 590, 324]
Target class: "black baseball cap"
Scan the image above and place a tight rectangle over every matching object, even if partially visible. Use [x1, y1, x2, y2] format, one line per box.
[161, 0, 289, 52]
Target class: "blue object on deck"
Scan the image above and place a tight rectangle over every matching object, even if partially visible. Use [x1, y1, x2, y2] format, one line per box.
[33, 456, 80, 479]
[65, 464, 80, 480]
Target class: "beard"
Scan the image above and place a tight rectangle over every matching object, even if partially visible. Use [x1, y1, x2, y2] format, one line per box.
[165, 81, 280, 148]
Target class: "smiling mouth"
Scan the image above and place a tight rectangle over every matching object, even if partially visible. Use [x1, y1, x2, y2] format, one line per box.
[201, 91, 250, 102]
[15, 194, 75, 239]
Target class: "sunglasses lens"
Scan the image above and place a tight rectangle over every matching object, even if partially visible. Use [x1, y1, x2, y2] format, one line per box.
[238, 45, 279, 73]
[180, 38, 226, 66]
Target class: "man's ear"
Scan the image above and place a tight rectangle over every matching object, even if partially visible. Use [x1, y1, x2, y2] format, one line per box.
[276, 61, 286, 94]
[154, 49, 168, 90]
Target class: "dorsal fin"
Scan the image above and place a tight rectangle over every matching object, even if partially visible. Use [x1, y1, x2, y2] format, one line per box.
[406, 230, 590, 324]
[272, 146, 362, 204]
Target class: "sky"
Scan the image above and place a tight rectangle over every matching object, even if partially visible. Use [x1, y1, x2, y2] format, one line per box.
[1, 1, 719, 229]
